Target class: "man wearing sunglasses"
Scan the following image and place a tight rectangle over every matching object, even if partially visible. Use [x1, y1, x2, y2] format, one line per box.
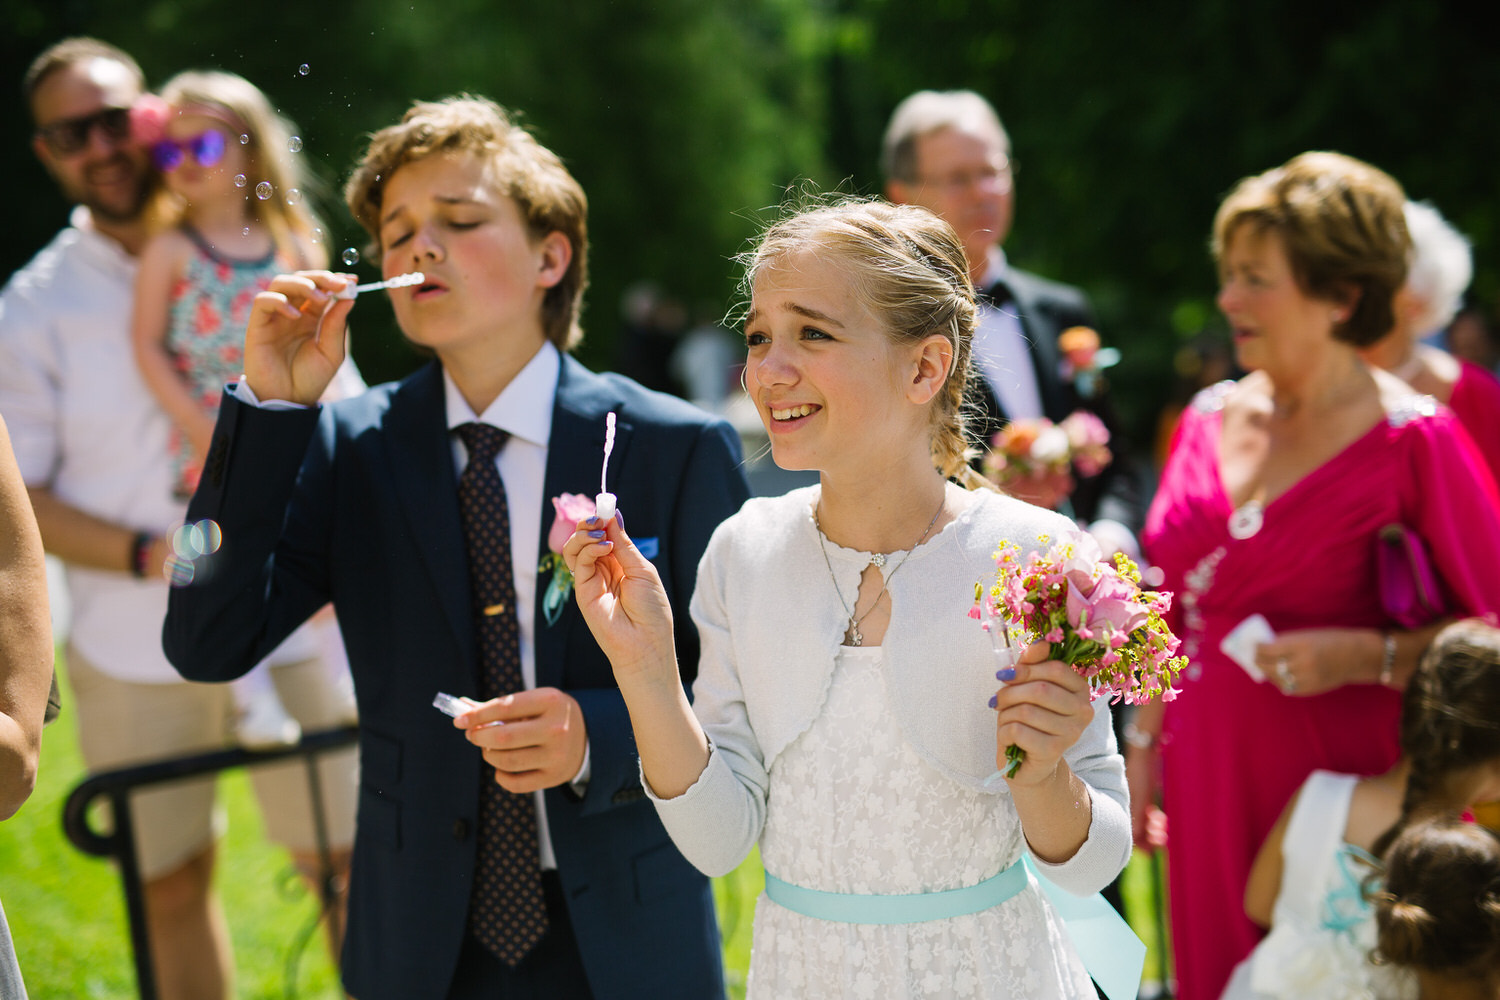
[1, 38, 332, 1000]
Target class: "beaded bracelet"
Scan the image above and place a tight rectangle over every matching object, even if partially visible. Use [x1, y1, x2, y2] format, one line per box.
[1378, 631, 1397, 688]
[129, 530, 154, 579]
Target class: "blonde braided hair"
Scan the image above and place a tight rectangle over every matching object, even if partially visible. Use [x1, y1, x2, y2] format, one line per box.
[740, 197, 994, 490]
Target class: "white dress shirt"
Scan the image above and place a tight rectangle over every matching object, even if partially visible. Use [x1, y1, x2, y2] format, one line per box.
[972, 248, 1044, 423]
[0, 209, 314, 680]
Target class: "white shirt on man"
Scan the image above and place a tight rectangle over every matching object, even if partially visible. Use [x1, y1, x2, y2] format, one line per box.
[0, 208, 316, 682]
[972, 247, 1044, 423]
[0, 209, 186, 683]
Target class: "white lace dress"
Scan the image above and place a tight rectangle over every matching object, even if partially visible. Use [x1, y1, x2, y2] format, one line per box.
[1219, 771, 1416, 1000]
[748, 645, 1094, 999]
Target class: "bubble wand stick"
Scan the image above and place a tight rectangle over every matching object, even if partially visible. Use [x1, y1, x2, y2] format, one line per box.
[595, 412, 617, 522]
[335, 270, 424, 299]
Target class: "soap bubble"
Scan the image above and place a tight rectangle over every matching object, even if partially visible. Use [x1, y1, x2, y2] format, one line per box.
[165, 554, 196, 587]
[255, 181, 273, 201]
[298, 63, 310, 76]
[165, 519, 222, 588]
[242, 227, 250, 236]
[233, 174, 247, 188]
[285, 188, 303, 206]
[238, 133, 250, 145]
[342, 248, 360, 266]
[310, 227, 324, 245]
[171, 519, 222, 559]
[288, 135, 303, 153]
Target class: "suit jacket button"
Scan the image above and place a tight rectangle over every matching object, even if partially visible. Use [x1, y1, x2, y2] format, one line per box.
[452, 819, 470, 841]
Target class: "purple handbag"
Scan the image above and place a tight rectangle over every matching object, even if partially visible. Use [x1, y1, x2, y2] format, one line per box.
[1377, 523, 1446, 628]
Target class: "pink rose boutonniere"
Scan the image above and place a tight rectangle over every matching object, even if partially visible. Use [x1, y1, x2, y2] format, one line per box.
[972, 528, 1186, 777]
[539, 492, 596, 626]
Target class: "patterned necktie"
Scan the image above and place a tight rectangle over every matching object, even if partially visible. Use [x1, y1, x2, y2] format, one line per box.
[454, 421, 548, 966]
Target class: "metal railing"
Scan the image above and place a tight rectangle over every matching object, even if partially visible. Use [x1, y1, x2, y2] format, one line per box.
[61, 725, 358, 1000]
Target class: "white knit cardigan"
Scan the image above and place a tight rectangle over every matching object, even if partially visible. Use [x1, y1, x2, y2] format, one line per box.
[649, 484, 1132, 897]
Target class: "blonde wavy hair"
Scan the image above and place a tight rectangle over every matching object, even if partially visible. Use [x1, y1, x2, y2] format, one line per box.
[740, 198, 992, 489]
[344, 96, 588, 351]
[161, 70, 326, 269]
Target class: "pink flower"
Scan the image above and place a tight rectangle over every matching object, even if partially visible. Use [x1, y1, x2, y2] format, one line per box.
[1058, 529, 1105, 593]
[129, 94, 169, 147]
[547, 493, 596, 554]
[1067, 572, 1150, 637]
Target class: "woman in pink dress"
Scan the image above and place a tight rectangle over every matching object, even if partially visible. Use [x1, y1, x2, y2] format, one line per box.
[1129, 152, 1500, 1000]
[1359, 199, 1500, 483]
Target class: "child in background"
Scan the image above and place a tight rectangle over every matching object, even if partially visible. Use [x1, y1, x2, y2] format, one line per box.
[1372, 815, 1500, 1000]
[130, 69, 356, 746]
[1221, 618, 1500, 1000]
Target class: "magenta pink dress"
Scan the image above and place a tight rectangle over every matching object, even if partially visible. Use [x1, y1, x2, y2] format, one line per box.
[1447, 359, 1500, 486]
[1142, 382, 1500, 1000]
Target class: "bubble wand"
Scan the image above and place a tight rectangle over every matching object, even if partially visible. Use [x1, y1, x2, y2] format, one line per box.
[595, 412, 617, 522]
[335, 270, 424, 300]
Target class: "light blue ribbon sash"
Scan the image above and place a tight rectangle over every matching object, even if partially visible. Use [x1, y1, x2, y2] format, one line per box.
[763, 857, 1144, 1000]
[764, 860, 1028, 925]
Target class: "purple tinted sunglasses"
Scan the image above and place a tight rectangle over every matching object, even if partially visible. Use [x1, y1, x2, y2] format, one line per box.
[151, 129, 228, 172]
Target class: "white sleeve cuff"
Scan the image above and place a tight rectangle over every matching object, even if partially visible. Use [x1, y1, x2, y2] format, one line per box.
[228, 379, 310, 411]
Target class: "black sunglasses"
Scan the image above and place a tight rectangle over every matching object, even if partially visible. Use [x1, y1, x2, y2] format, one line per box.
[35, 106, 133, 156]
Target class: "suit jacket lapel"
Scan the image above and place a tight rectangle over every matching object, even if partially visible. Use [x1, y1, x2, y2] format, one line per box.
[1007, 270, 1069, 422]
[384, 362, 476, 673]
[535, 358, 622, 687]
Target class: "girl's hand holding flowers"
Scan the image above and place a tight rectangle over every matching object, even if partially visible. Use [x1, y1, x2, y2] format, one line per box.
[976, 528, 1186, 777]
[993, 641, 1094, 786]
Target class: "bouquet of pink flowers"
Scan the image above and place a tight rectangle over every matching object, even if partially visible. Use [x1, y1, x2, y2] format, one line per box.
[972, 528, 1186, 777]
[982, 411, 1113, 491]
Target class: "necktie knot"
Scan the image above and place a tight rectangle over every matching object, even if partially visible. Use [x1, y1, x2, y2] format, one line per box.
[456, 422, 509, 465]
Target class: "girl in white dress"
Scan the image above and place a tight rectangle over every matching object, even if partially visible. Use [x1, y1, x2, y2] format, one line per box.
[1222, 618, 1500, 1000]
[563, 199, 1131, 998]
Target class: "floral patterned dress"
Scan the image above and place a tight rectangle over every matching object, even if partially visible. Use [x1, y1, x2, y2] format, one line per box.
[164, 226, 281, 498]
[749, 644, 1093, 999]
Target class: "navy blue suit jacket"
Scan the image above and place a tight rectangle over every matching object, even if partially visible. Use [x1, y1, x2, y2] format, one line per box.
[164, 355, 748, 1000]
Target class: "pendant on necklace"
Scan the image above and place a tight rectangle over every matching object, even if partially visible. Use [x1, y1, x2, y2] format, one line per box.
[1228, 500, 1264, 540]
[846, 619, 863, 646]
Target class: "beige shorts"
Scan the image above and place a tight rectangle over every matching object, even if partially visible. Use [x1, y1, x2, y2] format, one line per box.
[67, 645, 358, 881]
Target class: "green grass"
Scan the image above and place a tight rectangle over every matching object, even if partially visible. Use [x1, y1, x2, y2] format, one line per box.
[1, 653, 1170, 998]
[0, 655, 345, 999]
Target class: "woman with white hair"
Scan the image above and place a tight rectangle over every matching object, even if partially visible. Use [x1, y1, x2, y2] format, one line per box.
[1360, 200, 1500, 480]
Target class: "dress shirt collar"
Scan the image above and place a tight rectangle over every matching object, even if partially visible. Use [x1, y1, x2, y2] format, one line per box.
[443, 341, 559, 447]
[979, 245, 1010, 291]
[69, 204, 138, 274]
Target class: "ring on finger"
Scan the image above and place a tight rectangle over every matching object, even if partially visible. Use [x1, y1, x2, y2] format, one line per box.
[1275, 656, 1296, 692]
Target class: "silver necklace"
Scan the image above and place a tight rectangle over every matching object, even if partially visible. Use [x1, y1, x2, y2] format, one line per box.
[814, 493, 945, 646]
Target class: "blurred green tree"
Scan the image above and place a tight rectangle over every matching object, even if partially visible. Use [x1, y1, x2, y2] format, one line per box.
[4, 0, 1496, 449]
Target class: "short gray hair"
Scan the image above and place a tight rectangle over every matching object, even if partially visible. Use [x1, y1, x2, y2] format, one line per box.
[1404, 200, 1472, 337]
[880, 90, 1009, 183]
